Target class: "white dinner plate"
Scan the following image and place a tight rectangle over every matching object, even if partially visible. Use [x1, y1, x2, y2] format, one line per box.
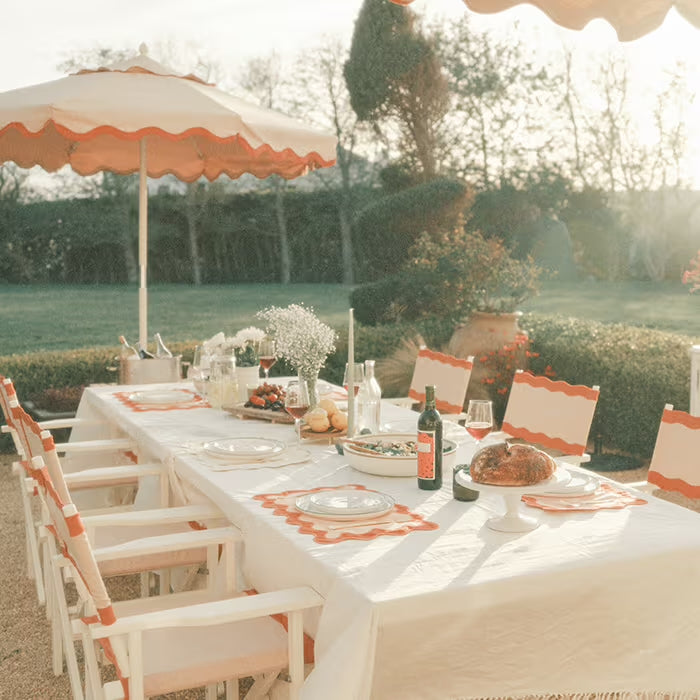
[295, 489, 395, 520]
[525, 470, 599, 497]
[128, 389, 195, 405]
[203, 437, 286, 459]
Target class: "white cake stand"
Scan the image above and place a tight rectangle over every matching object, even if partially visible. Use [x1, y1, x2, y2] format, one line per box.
[455, 468, 571, 533]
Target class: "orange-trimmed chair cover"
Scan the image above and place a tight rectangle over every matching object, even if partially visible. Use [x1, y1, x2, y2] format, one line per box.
[501, 370, 599, 456]
[408, 348, 473, 414]
[647, 406, 700, 498]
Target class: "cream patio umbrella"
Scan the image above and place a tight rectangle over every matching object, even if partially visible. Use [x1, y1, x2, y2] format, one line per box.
[389, 0, 700, 41]
[0, 45, 337, 349]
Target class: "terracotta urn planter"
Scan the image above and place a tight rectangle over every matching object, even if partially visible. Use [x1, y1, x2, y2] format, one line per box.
[447, 311, 527, 404]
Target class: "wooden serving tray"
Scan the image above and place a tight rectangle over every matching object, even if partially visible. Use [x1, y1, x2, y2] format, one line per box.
[300, 424, 347, 443]
[225, 403, 294, 424]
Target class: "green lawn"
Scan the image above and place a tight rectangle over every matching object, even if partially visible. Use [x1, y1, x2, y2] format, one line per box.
[1, 280, 698, 356]
[522, 280, 700, 338]
[0, 284, 353, 355]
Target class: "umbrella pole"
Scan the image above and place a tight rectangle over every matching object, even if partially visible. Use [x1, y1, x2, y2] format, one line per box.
[138, 138, 148, 351]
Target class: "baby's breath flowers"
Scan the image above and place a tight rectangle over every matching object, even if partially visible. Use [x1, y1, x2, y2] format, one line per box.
[257, 304, 336, 379]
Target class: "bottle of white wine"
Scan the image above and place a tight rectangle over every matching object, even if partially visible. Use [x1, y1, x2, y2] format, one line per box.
[154, 332, 173, 358]
[357, 359, 382, 433]
[119, 335, 140, 359]
[138, 344, 155, 360]
[417, 385, 442, 490]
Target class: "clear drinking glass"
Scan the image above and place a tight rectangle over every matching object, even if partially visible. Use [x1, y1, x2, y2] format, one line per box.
[188, 344, 212, 396]
[285, 379, 310, 444]
[465, 399, 494, 443]
[208, 355, 237, 410]
[258, 337, 277, 381]
[343, 363, 365, 397]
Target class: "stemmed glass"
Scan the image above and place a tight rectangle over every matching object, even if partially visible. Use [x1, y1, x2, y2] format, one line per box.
[343, 363, 365, 397]
[258, 337, 277, 381]
[465, 399, 494, 444]
[285, 379, 310, 444]
[188, 345, 211, 396]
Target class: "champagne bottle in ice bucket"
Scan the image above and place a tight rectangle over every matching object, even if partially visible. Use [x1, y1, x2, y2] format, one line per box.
[154, 332, 173, 358]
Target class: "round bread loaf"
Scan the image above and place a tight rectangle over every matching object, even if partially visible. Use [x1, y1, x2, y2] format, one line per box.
[470, 442, 556, 486]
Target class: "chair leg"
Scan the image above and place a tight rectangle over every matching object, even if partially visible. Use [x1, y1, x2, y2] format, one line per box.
[225, 679, 238, 700]
[140, 571, 150, 597]
[245, 671, 281, 699]
[51, 556, 84, 700]
[205, 684, 218, 700]
[19, 485, 46, 603]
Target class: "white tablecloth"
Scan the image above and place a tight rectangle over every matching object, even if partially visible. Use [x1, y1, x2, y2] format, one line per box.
[73, 383, 700, 700]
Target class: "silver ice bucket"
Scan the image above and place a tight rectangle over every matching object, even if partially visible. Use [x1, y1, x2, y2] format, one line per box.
[119, 356, 182, 385]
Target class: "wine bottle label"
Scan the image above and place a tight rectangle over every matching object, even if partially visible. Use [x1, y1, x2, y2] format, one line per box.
[417, 430, 436, 480]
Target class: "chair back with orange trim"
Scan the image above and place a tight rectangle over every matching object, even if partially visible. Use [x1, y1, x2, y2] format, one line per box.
[501, 370, 600, 456]
[30, 454, 129, 694]
[408, 348, 474, 414]
[0, 375, 17, 421]
[647, 404, 700, 498]
[1, 377, 25, 457]
[11, 401, 73, 504]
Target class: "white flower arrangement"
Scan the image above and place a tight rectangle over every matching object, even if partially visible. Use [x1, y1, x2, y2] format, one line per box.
[257, 304, 336, 377]
[228, 326, 266, 367]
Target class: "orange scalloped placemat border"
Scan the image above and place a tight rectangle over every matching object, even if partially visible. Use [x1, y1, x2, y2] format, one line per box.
[114, 389, 210, 412]
[254, 484, 438, 545]
[522, 482, 647, 512]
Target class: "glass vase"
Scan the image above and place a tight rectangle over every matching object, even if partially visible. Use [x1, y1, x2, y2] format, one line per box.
[297, 369, 320, 410]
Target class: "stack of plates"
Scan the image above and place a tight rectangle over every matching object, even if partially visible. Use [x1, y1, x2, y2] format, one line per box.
[128, 389, 196, 406]
[295, 488, 395, 521]
[202, 437, 286, 462]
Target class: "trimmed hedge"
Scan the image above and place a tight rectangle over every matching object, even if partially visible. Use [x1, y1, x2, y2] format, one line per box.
[520, 314, 694, 459]
[2, 315, 696, 460]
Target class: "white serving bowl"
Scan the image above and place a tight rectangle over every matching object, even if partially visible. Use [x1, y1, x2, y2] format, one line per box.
[344, 432, 457, 477]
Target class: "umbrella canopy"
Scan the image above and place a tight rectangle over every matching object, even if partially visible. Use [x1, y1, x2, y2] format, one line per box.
[390, 0, 700, 41]
[0, 45, 338, 347]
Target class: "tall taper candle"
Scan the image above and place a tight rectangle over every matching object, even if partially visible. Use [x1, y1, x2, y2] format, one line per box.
[347, 308, 355, 437]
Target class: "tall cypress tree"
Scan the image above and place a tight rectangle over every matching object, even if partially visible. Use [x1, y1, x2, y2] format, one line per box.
[344, 0, 448, 181]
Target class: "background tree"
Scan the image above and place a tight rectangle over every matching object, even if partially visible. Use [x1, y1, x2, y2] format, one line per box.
[238, 52, 294, 284]
[344, 0, 449, 181]
[437, 17, 560, 189]
[288, 38, 373, 285]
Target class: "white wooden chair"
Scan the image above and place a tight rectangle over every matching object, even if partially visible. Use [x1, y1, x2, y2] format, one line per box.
[496, 370, 600, 464]
[1, 375, 138, 458]
[34, 454, 322, 700]
[13, 404, 227, 699]
[1, 377, 48, 604]
[386, 348, 474, 421]
[622, 404, 700, 497]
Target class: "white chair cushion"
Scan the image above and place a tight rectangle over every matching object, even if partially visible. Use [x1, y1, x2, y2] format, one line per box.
[141, 616, 288, 696]
[93, 523, 207, 577]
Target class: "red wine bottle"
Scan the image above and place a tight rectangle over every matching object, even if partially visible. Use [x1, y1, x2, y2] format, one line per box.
[417, 385, 442, 490]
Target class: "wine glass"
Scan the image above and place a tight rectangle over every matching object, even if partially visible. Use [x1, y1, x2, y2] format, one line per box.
[285, 379, 310, 444]
[258, 337, 277, 381]
[188, 345, 212, 396]
[343, 363, 365, 397]
[465, 399, 494, 443]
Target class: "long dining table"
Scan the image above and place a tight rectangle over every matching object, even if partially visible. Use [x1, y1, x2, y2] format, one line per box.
[69, 381, 700, 700]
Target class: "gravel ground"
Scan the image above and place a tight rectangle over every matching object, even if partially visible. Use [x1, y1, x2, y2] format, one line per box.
[1, 452, 698, 700]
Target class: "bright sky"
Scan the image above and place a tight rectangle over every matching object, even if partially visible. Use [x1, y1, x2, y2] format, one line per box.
[1, 0, 699, 181]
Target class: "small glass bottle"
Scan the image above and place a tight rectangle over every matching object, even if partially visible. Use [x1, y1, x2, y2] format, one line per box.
[453, 464, 480, 502]
[417, 385, 442, 490]
[357, 360, 382, 433]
